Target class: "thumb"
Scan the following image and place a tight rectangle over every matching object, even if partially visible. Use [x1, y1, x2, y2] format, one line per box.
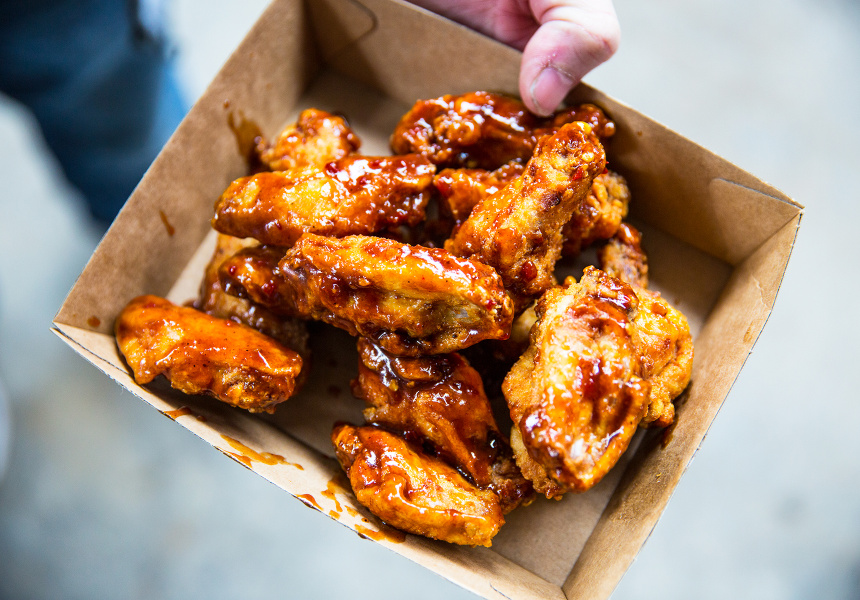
[519, 1, 620, 116]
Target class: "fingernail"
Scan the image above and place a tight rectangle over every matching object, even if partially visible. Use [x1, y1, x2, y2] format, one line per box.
[530, 67, 574, 116]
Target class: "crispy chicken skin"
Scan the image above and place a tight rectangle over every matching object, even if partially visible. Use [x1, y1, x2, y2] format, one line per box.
[502, 268, 651, 497]
[597, 223, 649, 289]
[332, 423, 504, 546]
[115, 295, 303, 413]
[195, 234, 310, 359]
[258, 108, 360, 171]
[629, 285, 693, 427]
[352, 338, 533, 513]
[446, 121, 607, 311]
[561, 170, 631, 257]
[390, 91, 614, 169]
[211, 154, 436, 247]
[265, 233, 515, 356]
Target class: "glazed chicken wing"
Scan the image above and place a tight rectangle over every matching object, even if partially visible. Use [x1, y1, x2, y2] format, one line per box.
[332, 424, 504, 547]
[391, 91, 614, 169]
[434, 161, 525, 234]
[446, 121, 607, 311]
[503, 268, 650, 497]
[503, 267, 693, 497]
[217, 244, 292, 314]
[561, 169, 631, 257]
[220, 233, 514, 356]
[258, 108, 360, 171]
[212, 154, 435, 247]
[352, 338, 533, 513]
[195, 233, 310, 359]
[596, 223, 649, 289]
[116, 295, 303, 413]
[436, 166, 630, 255]
[629, 286, 693, 427]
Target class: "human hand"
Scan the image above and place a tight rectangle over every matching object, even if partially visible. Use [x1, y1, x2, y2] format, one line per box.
[408, 0, 620, 116]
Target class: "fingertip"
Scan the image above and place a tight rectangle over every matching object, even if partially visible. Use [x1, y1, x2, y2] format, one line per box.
[518, 3, 621, 115]
[526, 67, 575, 117]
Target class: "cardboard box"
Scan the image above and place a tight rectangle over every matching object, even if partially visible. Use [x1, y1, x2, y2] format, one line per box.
[52, 0, 802, 598]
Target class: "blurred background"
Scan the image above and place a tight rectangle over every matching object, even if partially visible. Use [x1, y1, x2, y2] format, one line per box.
[0, 0, 858, 598]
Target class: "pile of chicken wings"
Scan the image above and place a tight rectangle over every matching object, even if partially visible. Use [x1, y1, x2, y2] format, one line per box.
[115, 92, 692, 547]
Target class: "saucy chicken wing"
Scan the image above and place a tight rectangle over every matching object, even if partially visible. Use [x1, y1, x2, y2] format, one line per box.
[217, 244, 292, 313]
[503, 267, 650, 497]
[434, 161, 525, 234]
[436, 166, 630, 254]
[391, 90, 614, 169]
[596, 223, 649, 289]
[629, 285, 693, 427]
[116, 295, 303, 413]
[332, 423, 504, 546]
[240, 233, 514, 356]
[212, 154, 436, 247]
[195, 233, 310, 360]
[446, 121, 607, 311]
[352, 338, 533, 513]
[561, 169, 631, 257]
[258, 108, 360, 171]
[503, 267, 693, 497]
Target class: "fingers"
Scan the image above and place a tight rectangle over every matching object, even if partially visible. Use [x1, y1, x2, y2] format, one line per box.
[520, 0, 620, 116]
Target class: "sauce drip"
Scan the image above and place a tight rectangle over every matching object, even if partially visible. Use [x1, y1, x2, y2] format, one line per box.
[298, 494, 322, 511]
[227, 109, 264, 172]
[164, 406, 194, 420]
[87, 316, 101, 328]
[354, 523, 406, 544]
[159, 210, 175, 236]
[321, 475, 348, 514]
[220, 435, 303, 469]
[661, 418, 678, 449]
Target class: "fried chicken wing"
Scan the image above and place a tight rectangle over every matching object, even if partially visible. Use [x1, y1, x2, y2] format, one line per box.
[503, 267, 693, 497]
[242, 233, 514, 356]
[332, 423, 504, 546]
[116, 295, 303, 413]
[258, 108, 360, 171]
[561, 169, 631, 257]
[211, 154, 436, 247]
[629, 286, 693, 427]
[596, 223, 649, 289]
[503, 268, 650, 497]
[390, 91, 614, 169]
[217, 244, 292, 313]
[434, 161, 525, 233]
[446, 122, 607, 311]
[352, 338, 533, 513]
[195, 234, 310, 359]
[436, 165, 630, 256]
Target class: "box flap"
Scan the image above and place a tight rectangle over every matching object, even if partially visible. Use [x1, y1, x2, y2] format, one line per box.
[309, 0, 522, 104]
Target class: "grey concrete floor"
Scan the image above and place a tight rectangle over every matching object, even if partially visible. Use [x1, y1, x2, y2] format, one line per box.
[0, 0, 858, 599]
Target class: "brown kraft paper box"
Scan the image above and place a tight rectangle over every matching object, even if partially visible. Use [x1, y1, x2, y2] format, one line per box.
[52, 0, 802, 598]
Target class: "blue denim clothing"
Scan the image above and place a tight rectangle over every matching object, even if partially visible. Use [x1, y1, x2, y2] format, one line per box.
[0, 0, 187, 225]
